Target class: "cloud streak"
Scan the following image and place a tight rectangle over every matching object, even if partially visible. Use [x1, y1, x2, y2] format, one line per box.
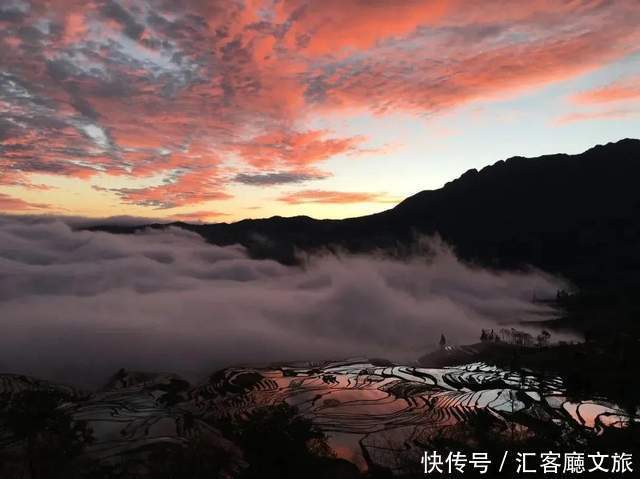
[555, 108, 640, 124]
[572, 75, 640, 104]
[277, 190, 396, 204]
[234, 171, 329, 186]
[0, 193, 50, 211]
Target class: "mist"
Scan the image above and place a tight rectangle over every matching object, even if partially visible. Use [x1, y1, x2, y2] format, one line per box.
[0, 215, 564, 387]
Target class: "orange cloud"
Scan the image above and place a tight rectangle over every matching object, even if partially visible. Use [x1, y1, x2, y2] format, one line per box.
[277, 190, 394, 205]
[230, 130, 366, 168]
[555, 108, 640, 124]
[440, 0, 606, 26]
[63, 12, 88, 44]
[572, 75, 640, 104]
[276, 0, 450, 56]
[276, 0, 630, 58]
[106, 168, 231, 209]
[0, 193, 50, 211]
[318, 24, 640, 115]
[168, 210, 228, 222]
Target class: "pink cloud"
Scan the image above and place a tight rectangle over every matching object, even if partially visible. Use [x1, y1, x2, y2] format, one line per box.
[572, 75, 640, 104]
[106, 168, 231, 210]
[317, 24, 640, 114]
[277, 190, 396, 205]
[555, 108, 640, 124]
[0, 193, 50, 211]
[276, 0, 450, 56]
[229, 130, 366, 169]
[168, 210, 229, 222]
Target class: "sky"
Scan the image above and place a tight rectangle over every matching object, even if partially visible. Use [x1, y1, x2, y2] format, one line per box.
[1, 0, 639, 222]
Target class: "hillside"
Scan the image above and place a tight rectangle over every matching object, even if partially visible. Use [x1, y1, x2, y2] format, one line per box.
[90, 139, 640, 291]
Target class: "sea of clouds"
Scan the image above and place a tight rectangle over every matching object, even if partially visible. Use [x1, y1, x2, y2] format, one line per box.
[0, 215, 564, 387]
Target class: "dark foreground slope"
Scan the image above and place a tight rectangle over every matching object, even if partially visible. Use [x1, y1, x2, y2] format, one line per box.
[2, 359, 638, 478]
[91, 138, 640, 291]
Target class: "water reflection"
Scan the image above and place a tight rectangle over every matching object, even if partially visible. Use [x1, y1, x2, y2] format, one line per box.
[191, 360, 636, 469]
[0, 360, 636, 472]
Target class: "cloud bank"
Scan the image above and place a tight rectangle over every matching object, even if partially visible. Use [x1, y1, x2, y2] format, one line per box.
[0, 216, 563, 386]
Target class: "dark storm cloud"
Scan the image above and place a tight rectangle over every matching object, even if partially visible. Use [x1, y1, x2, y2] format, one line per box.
[17, 25, 47, 43]
[233, 171, 328, 186]
[0, 0, 30, 22]
[0, 119, 15, 141]
[69, 94, 101, 120]
[147, 10, 209, 41]
[46, 58, 75, 81]
[101, 0, 145, 40]
[0, 216, 565, 386]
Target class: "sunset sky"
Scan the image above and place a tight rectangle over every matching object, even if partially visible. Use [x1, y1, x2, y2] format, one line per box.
[1, 0, 639, 222]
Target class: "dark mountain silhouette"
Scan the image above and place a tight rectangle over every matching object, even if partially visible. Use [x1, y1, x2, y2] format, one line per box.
[89, 138, 640, 291]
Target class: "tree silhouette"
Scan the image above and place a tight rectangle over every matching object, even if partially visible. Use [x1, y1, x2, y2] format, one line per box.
[225, 403, 344, 479]
[2, 389, 92, 479]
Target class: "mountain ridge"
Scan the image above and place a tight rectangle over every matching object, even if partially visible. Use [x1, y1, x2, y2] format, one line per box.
[88, 138, 640, 290]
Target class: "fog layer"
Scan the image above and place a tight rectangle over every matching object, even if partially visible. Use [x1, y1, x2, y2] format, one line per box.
[0, 216, 563, 386]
